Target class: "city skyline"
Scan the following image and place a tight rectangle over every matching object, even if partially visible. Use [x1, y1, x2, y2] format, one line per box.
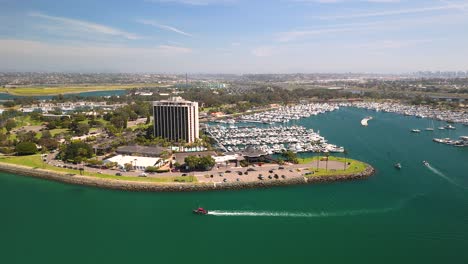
[1, 0, 468, 73]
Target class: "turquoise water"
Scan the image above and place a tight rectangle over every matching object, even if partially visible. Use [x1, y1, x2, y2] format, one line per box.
[0, 90, 126, 100]
[1, 108, 467, 263]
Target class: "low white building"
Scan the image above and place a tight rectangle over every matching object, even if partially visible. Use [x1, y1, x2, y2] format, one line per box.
[105, 155, 164, 171]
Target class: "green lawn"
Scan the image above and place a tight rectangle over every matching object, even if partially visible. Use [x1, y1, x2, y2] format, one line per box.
[0, 155, 196, 183]
[14, 115, 43, 126]
[0, 83, 164, 96]
[50, 128, 69, 136]
[300, 156, 369, 177]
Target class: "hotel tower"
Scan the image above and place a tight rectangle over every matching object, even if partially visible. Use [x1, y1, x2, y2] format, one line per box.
[152, 97, 199, 143]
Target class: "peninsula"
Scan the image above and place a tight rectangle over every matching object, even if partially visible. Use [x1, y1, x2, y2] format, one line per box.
[0, 154, 374, 192]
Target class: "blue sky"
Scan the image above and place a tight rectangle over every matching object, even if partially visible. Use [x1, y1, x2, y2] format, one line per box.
[1, 0, 468, 73]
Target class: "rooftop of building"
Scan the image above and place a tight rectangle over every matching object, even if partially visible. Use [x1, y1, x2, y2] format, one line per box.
[153, 97, 197, 105]
[116, 145, 168, 157]
[105, 155, 162, 168]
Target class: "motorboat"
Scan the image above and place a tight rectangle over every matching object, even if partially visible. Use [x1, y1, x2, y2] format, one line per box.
[394, 163, 402, 170]
[193, 208, 208, 215]
[411, 129, 421, 133]
[444, 125, 456, 130]
[422, 161, 429, 166]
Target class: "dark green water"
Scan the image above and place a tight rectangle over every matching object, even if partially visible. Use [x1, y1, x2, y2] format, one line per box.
[1, 108, 467, 264]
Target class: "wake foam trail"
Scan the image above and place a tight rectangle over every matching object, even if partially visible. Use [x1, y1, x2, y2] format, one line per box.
[207, 195, 422, 218]
[426, 165, 467, 190]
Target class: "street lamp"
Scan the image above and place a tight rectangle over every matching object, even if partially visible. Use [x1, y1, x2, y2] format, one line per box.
[134, 158, 137, 171]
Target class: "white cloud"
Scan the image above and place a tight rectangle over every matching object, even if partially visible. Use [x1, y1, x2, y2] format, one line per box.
[276, 22, 378, 42]
[137, 19, 193, 37]
[0, 39, 192, 72]
[317, 2, 468, 19]
[353, 39, 434, 49]
[29, 11, 140, 40]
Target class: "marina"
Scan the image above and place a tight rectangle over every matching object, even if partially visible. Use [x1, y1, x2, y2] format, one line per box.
[206, 125, 344, 154]
[346, 101, 468, 124]
[433, 136, 468, 147]
[237, 103, 340, 124]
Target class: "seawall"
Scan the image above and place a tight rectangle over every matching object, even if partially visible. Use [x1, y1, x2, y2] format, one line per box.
[0, 162, 375, 192]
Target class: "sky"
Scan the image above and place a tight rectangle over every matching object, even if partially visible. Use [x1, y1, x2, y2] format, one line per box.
[1, 0, 468, 73]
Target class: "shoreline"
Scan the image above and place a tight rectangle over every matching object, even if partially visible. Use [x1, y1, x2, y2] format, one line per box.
[0, 162, 375, 192]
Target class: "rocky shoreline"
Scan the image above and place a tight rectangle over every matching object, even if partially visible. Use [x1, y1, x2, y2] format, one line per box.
[0, 162, 375, 192]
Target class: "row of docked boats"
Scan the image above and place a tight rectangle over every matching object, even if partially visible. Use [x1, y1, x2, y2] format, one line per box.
[206, 125, 344, 154]
[238, 103, 339, 124]
[411, 124, 456, 133]
[433, 136, 468, 147]
[344, 102, 468, 124]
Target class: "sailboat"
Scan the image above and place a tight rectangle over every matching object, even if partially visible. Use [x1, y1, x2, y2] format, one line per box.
[425, 120, 434, 131]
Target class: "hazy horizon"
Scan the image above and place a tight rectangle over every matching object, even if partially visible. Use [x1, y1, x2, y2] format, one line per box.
[2, 0, 468, 73]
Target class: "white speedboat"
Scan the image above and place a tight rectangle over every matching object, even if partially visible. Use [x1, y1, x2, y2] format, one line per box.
[411, 129, 421, 133]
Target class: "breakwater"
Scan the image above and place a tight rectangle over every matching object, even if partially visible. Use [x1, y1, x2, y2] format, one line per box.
[0, 162, 374, 192]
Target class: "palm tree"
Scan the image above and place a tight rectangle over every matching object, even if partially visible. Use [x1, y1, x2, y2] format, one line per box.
[315, 150, 320, 171]
[343, 149, 348, 171]
[325, 152, 330, 171]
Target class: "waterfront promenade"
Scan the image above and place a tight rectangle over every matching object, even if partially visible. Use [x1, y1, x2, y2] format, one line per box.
[0, 156, 374, 192]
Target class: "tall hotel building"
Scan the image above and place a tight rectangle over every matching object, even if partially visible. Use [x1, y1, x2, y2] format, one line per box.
[152, 97, 199, 143]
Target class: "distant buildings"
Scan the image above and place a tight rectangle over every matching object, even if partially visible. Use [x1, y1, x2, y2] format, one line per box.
[153, 97, 199, 143]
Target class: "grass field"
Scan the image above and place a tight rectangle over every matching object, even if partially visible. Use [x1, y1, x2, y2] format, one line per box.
[0, 155, 196, 183]
[0, 83, 165, 96]
[301, 156, 368, 177]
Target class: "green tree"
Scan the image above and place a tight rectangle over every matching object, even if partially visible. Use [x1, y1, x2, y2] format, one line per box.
[281, 150, 299, 164]
[184, 155, 215, 171]
[343, 149, 348, 170]
[15, 141, 38, 155]
[41, 130, 52, 139]
[124, 163, 133, 171]
[110, 115, 127, 129]
[325, 153, 330, 171]
[38, 138, 59, 150]
[199, 155, 215, 170]
[60, 141, 93, 163]
[5, 119, 17, 132]
[70, 122, 90, 136]
[17, 131, 37, 143]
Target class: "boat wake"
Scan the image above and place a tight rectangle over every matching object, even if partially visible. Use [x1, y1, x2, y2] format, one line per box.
[425, 165, 467, 190]
[207, 195, 422, 218]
